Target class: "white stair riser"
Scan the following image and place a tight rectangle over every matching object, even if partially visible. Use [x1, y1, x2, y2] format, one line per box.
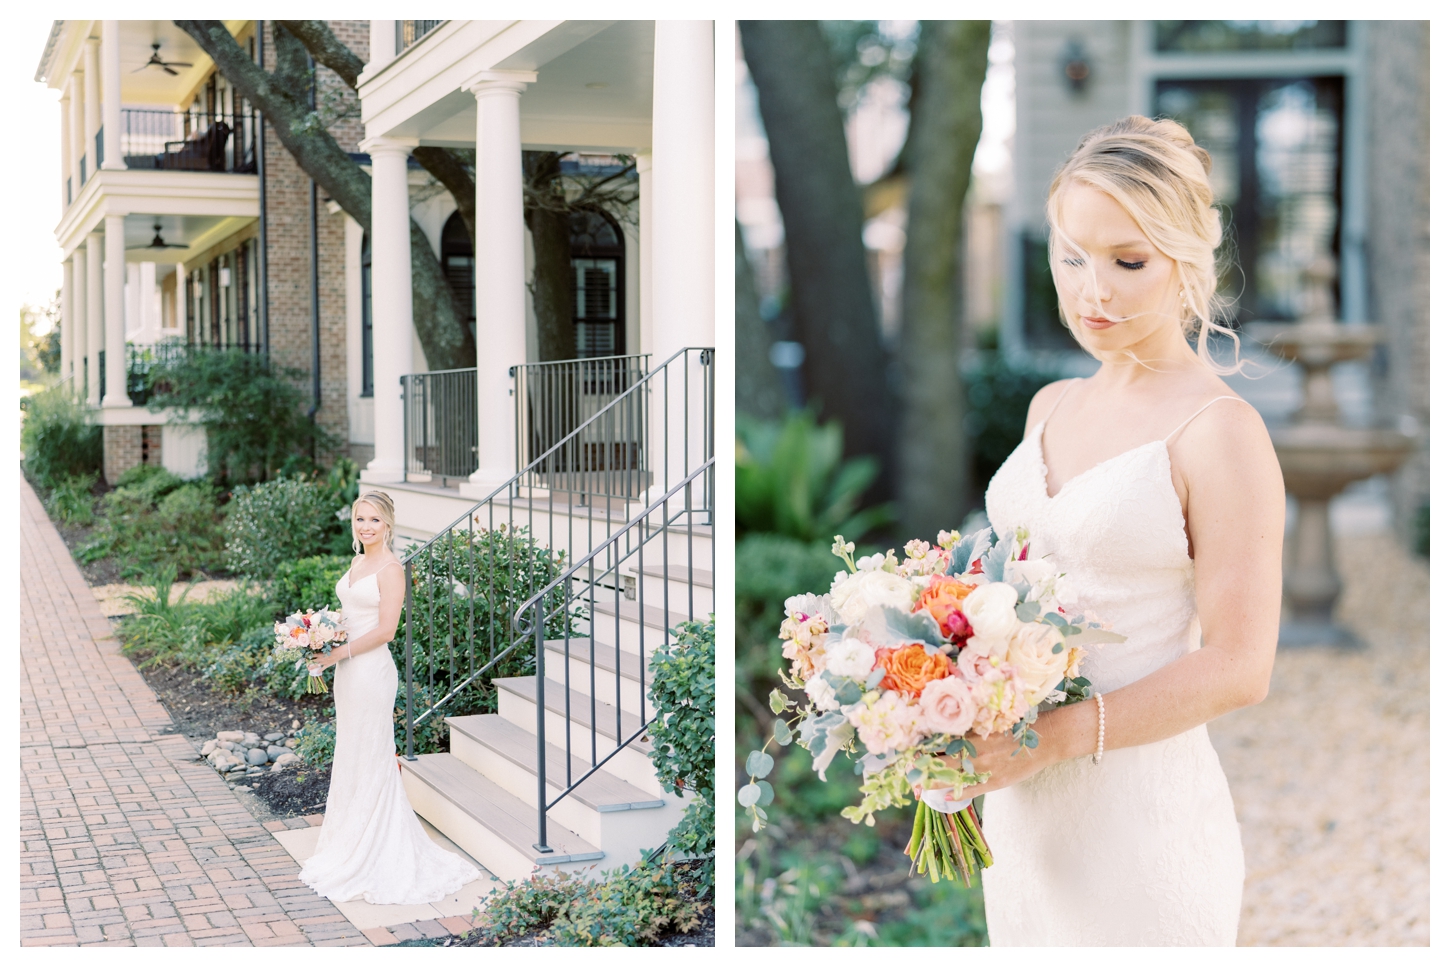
[497, 689, 660, 794]
[544, 649, 654, 718]
[643, 530, 714, 568]
[399, 768, 599, 883]
[635, 573, 714, 613]
[579, 613, 675, 652]
[448, 728, 607, 846]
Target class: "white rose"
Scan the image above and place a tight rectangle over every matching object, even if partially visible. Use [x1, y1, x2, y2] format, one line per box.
[829, 569, 917, 625]
[962, 581, 1020, 641]
[1004, 557, 1055, 589]
[963, 632, 1010, 660]
[824, 636, 877, 680]
[803, 673, 840, 711]
[1005, 621, 1071, 705]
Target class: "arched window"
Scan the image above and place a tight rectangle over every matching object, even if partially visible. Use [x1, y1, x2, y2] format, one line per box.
[440, 211, 475, 341]
[361, 232, 373, 396]
[571, 211, 624, 357]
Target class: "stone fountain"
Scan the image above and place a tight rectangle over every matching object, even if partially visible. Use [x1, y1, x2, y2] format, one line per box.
[1247, 257, 1415, 648]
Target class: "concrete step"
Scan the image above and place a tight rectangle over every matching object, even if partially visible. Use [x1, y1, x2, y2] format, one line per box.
[494, 675, 658, 794]
[542, 637, 653, 717]
[398, 752, 603, 883]
[445, 714, 672, 855]
[578, 596, 706, 651]
[632, 564, 714, 613]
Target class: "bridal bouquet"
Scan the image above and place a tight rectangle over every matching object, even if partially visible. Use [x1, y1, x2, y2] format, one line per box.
[739, 527, 1123, 886]
[274, 609, 348, 694]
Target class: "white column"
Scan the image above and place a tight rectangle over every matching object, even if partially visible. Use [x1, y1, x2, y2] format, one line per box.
[83, 39, 100, 179]
[358, 136, 417, 484]
[100, 21, 123, 170]
[60, 259, 74, 387]
[636, 153, 653, 357]
[651, 22, 714, 354]
[69, 74, 84, 191]
[59, 89, 72, 206]
[85, 234, 103, 406]
[649, 22, 715, 500]
[103, 214, 130, 407]
[460, 70, 535, 498]
[174, 262, 187, 335]
[72, 245, 88, 394]
[366, 21, 396, 76]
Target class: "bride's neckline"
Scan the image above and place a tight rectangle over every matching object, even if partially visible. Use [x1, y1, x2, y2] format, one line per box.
[1033, 421, 1166, 501]
[346, 559, 399, 589]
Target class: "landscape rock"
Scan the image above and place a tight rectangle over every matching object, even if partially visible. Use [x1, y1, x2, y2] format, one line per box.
[263, 732, 285, 743]
[285, 738, 299, 749]
[271, 752, 302, 772]
[266, 745, 287, 761]
[246, 747, 270, 766]
[242, 733, 262, 748]
[200, 740, 218, 756]
[217, 731, 244, 743]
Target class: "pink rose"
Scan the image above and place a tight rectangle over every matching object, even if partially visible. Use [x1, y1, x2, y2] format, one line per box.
[918, 676, 978, 735]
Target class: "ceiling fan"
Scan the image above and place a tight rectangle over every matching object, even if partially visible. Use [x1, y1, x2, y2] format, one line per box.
[133, 42, 193, 76]
[129, 224, 189, 251]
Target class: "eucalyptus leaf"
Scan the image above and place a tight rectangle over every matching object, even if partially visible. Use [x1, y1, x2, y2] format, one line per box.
[738, 783, 761, 807]
[755, 780, 775, 807]
[1015, 601, 1041, 622]
[834, 681, 862, 706]
[745, 750, 774, 779]
[864, 666, 885, 690]
[1041, 611, 1068, 629]
[768, 689, 789, 714]
[773, 719, 793, 745]
[1052, 642, 1064, 654]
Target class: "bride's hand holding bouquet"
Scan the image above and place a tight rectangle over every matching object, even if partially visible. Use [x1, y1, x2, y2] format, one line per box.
[274, 609, 349, 693]
[739, 527, 1124, 887]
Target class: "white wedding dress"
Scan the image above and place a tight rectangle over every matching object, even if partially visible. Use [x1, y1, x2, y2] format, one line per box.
[297, 564, 481, 905]
[979, 386, 1246, 946]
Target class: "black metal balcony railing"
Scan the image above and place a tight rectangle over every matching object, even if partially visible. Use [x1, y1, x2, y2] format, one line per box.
[397, 20, 443, 52]
[403, 368, 479, 484]
[513, 355, 651, 500]
[124, 341, 264, 405]
[120, 109, 258, 173]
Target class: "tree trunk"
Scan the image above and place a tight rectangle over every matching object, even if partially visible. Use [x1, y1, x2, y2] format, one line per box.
[739, 20, 895, 501]
[896, 20, 990, 538]
[735, 220, 787, 420]
[522, 152, 577, 363]
[176, 20, 474, 370]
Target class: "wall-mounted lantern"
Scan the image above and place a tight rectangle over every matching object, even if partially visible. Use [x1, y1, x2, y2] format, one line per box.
[1061, 40, 1091, 95]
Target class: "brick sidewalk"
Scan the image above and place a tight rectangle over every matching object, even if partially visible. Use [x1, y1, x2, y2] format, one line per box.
[18, 478, 369, 947]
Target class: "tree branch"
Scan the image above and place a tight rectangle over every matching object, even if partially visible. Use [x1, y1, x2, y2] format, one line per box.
[413, 147, 477, 247]
[278, 20, 364, 88]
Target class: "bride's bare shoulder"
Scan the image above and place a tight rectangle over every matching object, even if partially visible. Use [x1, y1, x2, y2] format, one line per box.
[1173, 394, 1281, 495]
[1021, 378, 1079, 440]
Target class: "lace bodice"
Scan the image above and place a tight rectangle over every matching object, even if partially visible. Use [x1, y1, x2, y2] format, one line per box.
[985, 421, 1199, 693]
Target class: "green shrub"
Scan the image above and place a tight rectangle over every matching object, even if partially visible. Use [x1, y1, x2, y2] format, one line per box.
[295, 715, 337, 767]
[201, 624, 276, 693]
[734, 534, 841, 692]
[145, 347, 337, 486]
[224, 476, 338, 579]
[120, 572, 275, 670]
[270, 554, 350, 615]
[647, 619, 715, 858]
[44, 473, 97, 526]
[84, 477, 225, 578]
[396, 525, 573, 755]
[468, 862, 704, 947]
[964, 352, 1065, 497]
[736, 411, 893, 542]
[20, 386, 102, 489]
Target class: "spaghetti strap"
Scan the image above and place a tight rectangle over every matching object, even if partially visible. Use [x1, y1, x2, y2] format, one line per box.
[1040, 378, 1082, 434]
[1163, 396, 1244, 444]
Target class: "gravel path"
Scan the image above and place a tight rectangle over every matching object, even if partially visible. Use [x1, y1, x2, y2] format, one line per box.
[1207, 532, 1430, 946]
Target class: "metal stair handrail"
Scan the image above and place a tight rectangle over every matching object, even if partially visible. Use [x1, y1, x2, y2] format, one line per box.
[399, 346, 713, 762]
[511, 456, 714, 853]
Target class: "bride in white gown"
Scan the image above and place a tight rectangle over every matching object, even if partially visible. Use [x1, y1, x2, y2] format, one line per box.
[298, 491, 480, 905]
[947, 117, 1284, 945]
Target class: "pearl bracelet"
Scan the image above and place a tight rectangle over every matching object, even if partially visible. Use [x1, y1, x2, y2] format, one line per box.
[1092, 693, 1105, 764]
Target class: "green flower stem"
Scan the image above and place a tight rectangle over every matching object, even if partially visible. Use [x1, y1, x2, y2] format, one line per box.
[906, 800, 993, 888]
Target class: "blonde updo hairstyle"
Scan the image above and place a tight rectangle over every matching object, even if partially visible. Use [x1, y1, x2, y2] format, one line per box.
[1045, 115, 1241, 373]
[351, 491, 397, 554]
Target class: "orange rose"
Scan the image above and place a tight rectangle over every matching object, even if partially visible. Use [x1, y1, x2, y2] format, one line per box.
[913, 574, 975, 643]
[876, 643, 955, 697]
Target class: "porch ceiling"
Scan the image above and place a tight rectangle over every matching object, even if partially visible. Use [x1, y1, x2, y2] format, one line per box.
[402, 21, 656, 153]
[117, 20, 217, 108]
[121, 213, 251, 263]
